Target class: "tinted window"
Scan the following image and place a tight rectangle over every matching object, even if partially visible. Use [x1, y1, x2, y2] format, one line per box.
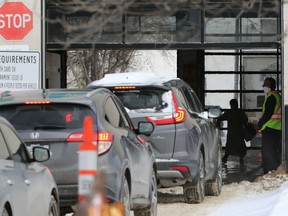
[114, 89, 172, 113]
[112, 97, 131, 129]
[181, 86, 203, 113]
[0, 129, 10, 160]
[190, 90, 204, 112]
[0, 104, 95, 130]
[174, 89, 191, 112]
[181, 87, 197, 112]
[104, 97, 124, 128]
[1, 123, 28, 162]
[115, 91, 161, 109]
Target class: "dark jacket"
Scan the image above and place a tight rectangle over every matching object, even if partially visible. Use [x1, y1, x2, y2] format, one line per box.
[217, 108, 248, 157]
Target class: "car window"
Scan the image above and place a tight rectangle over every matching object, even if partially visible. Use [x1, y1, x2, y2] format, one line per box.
[0, 129, 11, 160]
[180, 87, 197, 112]
[189, 89, 204, 112]
[112, 97, 131, 129]
[114, 89, 172, 114]
[1, 123, 28, 162]
[104, 97, 126, 128]
[175, 88, 191, 111]
[0, 104, 95, 130]
[116, 91, 157, 109]
[180, 86, 203, 113]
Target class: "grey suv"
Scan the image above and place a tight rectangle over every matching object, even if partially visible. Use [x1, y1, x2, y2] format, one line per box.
[0, 116, 59, 216]
[88, 72, 223, 203]
[0, 88, 157, 216]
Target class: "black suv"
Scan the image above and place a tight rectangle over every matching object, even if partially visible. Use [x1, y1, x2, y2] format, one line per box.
[0, 88, 157, 216]
[88, 72, 223, 203]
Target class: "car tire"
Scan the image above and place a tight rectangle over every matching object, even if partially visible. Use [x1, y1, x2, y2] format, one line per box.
[60, 207, 72, 216]
[183, 152, 205, 204]
[49, 195, 60, 216]
[2, 207, 9, 216]
[120, 176, 131, 216]
[134, 170, 158, 216]
[206, 144, 222, 196]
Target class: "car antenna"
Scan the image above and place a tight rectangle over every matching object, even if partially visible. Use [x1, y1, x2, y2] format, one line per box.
[42, 88, 47, 99]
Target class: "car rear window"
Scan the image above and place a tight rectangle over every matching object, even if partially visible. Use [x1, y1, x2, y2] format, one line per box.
[113, 89, 173, 114]
[0, 104, 95, 130]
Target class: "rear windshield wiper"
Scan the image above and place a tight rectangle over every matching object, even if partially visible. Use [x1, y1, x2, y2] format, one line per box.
[155, 102, 168, 111]
[33, 125, 67, 130]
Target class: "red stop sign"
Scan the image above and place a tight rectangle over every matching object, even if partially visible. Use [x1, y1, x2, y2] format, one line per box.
[0, 2, 33, 40]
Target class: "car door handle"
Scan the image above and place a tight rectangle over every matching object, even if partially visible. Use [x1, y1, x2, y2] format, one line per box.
[24, 179, 31, 185]
[7, 179, 14, 185]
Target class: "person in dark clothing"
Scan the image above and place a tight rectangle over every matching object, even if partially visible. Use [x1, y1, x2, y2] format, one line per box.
[257, 77, 281, 174]
[217, 99, 248, 165]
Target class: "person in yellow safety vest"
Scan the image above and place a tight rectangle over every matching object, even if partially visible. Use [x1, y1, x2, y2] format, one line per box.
[257, 77, 281, 174]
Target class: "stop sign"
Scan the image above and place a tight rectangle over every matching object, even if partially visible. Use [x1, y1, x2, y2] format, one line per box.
[0, 2, 33, 40]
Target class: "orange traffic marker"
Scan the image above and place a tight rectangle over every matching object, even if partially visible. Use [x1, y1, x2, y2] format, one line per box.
[78, 116, 98, 202]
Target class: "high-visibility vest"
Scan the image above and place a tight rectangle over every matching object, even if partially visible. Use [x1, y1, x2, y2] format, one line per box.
[261, 90, 281, 131]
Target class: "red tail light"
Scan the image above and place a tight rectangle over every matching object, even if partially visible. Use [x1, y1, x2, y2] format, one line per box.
[146, 92, 186, 125]
[114, 86, 136, 90]
[66, 131, 113, 155]
[25, 101, 51, 104]
[104, 198, 113, 203]
[170, 166, 190, 173]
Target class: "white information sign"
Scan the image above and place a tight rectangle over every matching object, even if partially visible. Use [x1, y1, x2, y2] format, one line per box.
[0, 51, 40, 91]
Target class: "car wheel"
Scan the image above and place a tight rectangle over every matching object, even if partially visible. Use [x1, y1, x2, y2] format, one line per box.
[120, 176, 130, 216]
[134, 170, 158, 216]
[2, 207, 9, 216]
[206, 145, 222, 196]
[183, 152, 205, 204]
[49, 195, 60, 216]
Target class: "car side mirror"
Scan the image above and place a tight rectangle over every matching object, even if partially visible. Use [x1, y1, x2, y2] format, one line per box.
[33, 146, 50, 162]
[138, 122, 154, 136]
[208, 106, 221, 118]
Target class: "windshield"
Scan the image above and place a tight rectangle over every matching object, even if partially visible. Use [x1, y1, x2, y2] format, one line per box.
[0, 104, 95, 130]
[113, 89, 173, 114]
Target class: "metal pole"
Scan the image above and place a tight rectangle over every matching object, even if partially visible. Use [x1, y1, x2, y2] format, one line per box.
[41, 0, 46, 89]
[280, 0, 286, 169]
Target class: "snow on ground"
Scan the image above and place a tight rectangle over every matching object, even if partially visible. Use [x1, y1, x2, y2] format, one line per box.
[157, 165, 288, 216]
[67, 166, 288, 216]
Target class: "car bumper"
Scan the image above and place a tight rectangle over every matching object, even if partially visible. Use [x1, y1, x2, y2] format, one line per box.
[57, 180, 119, 207]
[58, 185, 78, 208]
[156, 159, 199, 187]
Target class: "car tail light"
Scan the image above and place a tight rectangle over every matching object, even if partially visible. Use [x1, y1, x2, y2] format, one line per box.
[66, 131, 113, 155]
[145, 92, 186, 125]
[25, 101, 51, 104]
[104, 198, 113, 203]
[113, 86, 136, 90]
[170, 166, 190, 173]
